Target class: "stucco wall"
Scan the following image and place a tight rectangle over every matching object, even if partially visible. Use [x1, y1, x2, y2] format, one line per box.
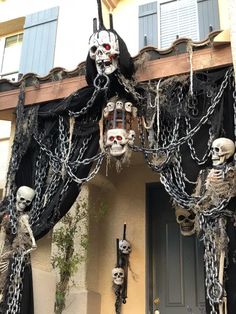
[0, 0, 106, 71]
[87, 157, 158, 314]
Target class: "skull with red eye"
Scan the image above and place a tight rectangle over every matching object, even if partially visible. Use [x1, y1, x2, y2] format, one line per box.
[106, 129, 129, 157]
[89, 30, 119, 75]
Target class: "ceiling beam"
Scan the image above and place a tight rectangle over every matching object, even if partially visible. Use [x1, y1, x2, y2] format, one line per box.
[0, 44, 232, 117]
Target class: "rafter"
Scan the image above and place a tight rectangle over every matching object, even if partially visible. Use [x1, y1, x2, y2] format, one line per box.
[0, 44, 232, 119]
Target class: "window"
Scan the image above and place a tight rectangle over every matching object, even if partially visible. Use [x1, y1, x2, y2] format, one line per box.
[0, 33, 23, 81]
[159, 0, 199, 48]
[139, 0, 220, 49]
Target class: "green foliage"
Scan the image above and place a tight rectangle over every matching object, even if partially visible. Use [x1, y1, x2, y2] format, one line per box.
[52, 201, 88, 314]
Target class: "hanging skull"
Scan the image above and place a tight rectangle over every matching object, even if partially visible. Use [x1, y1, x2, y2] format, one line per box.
[103, 97, 137, 158]
[89, 30, 119, 75]
[211, 138, 235, 166]
[105, 129, 136, 157]
[112, 267, 125, 285]
[105, 129, 129, 157]
[175, 207, 196, 236]
[119, 239, 132, 255]
[16, 186, 35, 212]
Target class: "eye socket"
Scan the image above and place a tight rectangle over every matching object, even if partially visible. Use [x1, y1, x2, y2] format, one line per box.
[103, 43, 111, 50]
[189, 214, 195, 220]
[109, 136, 115, 141]
[213, 147, 220, 152]
[116, 135, 123, 141]
[26, 200, 31, 205]
[178, 215, 185, 221]
[90, 45, 97, 53]
[20, 197, 25, 201]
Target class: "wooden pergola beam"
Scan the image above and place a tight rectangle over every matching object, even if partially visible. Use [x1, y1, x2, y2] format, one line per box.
[0, 44, 232, 117]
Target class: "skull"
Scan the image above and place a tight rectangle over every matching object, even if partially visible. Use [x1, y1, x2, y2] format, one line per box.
[116, 100, 124, 110]
[16, 186, 35, 212]
[175, 207, 195, 236]
[211, 138, 235, 166]
[128, 130, 135, 146]
[119, 239, 132, 254]
[104, 101, 115, 118]
[105, 129, 129, 157]
[89, 30, 119, 75]
[124, 102, 132, 113]
[112, 267, 125, 285]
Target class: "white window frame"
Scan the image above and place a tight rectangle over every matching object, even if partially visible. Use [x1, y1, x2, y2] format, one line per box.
[0, 32, 23, 81]
[157, 0, 200, 48]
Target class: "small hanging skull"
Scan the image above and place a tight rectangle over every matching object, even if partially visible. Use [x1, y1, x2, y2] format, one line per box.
[16, 186, 35, 212]
[89, 30, 119, 75]
[112, 267, 125, 285]
[175, 207, 196, 236]
[211, 137, 235, 166]
[119, 239, 132, 255]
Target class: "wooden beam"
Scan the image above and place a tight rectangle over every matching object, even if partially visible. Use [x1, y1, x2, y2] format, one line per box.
[135, 45, 232, 81]
[0, 45, 232, 113]
[0, 76, 87, 112]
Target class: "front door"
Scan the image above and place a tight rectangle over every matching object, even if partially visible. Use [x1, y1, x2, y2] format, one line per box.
[147, 182, 206, 314]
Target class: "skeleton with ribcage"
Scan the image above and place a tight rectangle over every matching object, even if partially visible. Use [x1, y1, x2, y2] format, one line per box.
[194, 137, 236, 211]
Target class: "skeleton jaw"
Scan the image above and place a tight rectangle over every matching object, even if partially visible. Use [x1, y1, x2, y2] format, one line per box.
[212, 155, 225, 166]
[107, 143, 127, 157]
[96, 57, 118, 75]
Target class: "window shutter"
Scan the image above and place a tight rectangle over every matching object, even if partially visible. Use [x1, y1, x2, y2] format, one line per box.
[19, 7, 59, 76]
[139, 2, 158, 50]
[197, 0, 220, 40]
[160, 0, 199, 49]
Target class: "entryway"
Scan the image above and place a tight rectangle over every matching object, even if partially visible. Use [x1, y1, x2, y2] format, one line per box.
[146, 182, 206, 314]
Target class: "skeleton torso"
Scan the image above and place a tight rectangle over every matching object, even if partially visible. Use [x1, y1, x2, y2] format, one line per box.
[205, 164, 236, 204]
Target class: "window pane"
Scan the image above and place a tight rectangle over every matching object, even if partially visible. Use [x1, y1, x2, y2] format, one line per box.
[160, 0, 199, 48]
[1, 33, 23, 75]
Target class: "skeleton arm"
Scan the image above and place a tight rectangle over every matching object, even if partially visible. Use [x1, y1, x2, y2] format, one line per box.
[19, 214, 37, 251]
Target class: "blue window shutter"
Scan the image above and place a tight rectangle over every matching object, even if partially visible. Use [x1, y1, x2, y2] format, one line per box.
[139, 2, 158, 50]
[19, 7, 59, 76]
[197, 0, 220, 39]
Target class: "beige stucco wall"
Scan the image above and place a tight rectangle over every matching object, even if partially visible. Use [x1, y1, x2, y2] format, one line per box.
[0, 0, 105, 71]
[86, 155, 158, 314]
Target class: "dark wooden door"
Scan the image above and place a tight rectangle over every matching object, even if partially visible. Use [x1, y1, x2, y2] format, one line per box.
[147, 182, 206, 314]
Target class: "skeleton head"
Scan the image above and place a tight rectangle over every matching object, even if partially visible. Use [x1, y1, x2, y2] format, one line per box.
[89, 30, 119, 75]
[128, 130, 135, 146]
[116, 100, 124, 110]
[105, 129, 129, 157]
[211, 138, 235, 166]
[175, 207, 195, 236]
[124, 102, 132, 113]
[16, 186, 35, 212]
[112, 267, 125, 285]
[119, 239, 132, 254]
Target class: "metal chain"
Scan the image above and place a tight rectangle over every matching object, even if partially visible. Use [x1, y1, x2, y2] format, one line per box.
[132, 67, 233, 155]
[6, 253, 28, 314]
[185, 115, 214, 165]
[68, 73, 109, 118]
[200, 215, 225, 314]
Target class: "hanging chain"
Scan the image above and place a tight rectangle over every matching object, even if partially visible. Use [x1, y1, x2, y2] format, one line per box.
[185, 115, 214, 165]
[132, 67, 233, 156]
[5, 253, 28, 314]
[68, 73, 109, 118]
